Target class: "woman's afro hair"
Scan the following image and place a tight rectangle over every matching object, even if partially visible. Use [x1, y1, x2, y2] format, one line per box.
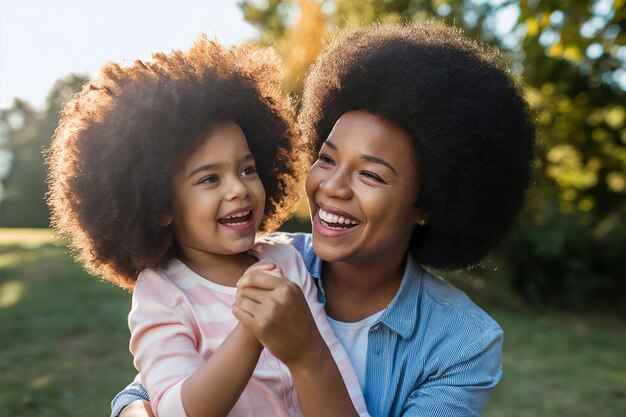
[299, 22, 536, 269]
[47, 36, 307, 288]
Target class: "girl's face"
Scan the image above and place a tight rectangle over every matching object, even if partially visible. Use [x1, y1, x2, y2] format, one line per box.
[305, 110, 425, 266]
[170, 121, 266, 260]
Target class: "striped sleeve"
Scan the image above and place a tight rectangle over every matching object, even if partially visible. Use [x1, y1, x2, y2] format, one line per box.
[129, 270, 204, 417]
[401, 327, 503, 417]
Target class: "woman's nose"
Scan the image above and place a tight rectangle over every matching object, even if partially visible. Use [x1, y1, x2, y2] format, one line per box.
[319, 168, 353, 200]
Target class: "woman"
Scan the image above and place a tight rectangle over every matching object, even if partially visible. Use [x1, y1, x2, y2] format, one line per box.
[113, 22, 535, 417]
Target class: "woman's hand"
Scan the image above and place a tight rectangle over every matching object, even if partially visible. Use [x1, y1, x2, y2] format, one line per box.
[233, 261, 326, 369]
[118, 400, 154, 417]
[233, 260, 366, 416]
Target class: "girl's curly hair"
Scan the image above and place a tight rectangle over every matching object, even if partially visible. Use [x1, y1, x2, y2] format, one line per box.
[299, 22, 536, 269]
[47, 36, 307, 288]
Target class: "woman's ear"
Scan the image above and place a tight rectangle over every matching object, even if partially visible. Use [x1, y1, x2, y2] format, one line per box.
[415, 209, 429, 226]
[158, 214, 173, 227]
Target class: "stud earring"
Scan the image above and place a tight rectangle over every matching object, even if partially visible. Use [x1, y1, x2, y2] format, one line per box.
[417, 218, 427, 226]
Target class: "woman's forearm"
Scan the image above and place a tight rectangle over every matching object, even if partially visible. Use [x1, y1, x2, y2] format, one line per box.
[180, 324, 263, 417]
[288, 341, 362, 417]
[119, 400, 154, 417]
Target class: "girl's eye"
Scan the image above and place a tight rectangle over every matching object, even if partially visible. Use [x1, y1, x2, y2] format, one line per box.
[317, 153, 334, 164]
[241, 166, 257, 176]
[200, 175, 219, 184]
[360, 171, 386, 184]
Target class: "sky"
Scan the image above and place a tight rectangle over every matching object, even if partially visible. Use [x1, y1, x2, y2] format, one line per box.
[0, 0, 258, 110]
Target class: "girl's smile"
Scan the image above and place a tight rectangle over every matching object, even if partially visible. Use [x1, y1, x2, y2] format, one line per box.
[217, 206, 255, 231]
[169, 121, 266, 265]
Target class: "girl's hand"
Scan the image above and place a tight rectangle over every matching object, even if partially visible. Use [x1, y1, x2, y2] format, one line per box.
[233, 262, 325, 369]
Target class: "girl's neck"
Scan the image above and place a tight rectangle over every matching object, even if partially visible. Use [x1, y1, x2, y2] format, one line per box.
[322, 254, 408, 323]
[179, 249, 258, 287]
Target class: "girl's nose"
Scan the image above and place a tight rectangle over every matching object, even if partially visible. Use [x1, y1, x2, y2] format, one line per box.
[319, 168, 353, 200]
[225, 177, 249, 200]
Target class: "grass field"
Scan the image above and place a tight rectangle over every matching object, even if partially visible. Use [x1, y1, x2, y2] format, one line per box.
[1, 228, 625, 416]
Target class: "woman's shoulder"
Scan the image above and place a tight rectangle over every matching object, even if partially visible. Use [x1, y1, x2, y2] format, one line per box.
[418, 268, 501, 333]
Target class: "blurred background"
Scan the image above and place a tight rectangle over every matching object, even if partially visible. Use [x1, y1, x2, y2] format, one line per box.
[1, 0, 625, 416]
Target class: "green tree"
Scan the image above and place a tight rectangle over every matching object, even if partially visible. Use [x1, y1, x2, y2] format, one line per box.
[1, 74, 87, 227]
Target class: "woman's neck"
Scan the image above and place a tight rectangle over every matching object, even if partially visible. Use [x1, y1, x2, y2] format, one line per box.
[322, 254, 408, 323]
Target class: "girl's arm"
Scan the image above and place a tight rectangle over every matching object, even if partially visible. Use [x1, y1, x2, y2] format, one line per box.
[179, 324, 263, 417]
[234, 248, 369, 417]
[130, 270, 264, 417]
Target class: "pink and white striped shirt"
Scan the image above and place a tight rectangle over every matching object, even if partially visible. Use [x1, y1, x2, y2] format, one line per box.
[129, 240, 369, 417]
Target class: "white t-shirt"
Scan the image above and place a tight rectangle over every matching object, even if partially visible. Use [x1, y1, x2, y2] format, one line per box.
[327, 310, 385, 391]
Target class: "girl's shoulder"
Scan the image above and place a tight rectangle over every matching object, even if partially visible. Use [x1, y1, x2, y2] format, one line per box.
[133, 262, 189, 307]
[252, 236, 309, 287]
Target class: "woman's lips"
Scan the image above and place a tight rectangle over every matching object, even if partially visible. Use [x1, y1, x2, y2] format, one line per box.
[313, 206, 361, 237]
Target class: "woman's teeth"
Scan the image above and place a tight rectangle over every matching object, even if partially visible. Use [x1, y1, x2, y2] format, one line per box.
[319, 208, 359, 226]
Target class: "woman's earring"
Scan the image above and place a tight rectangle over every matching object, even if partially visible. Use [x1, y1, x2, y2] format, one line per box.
[417, 218, 427, 226]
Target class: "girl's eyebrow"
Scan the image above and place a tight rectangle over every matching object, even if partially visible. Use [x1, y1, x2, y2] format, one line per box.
[322, 140, 397, 175]
[187, 153, 255, 179]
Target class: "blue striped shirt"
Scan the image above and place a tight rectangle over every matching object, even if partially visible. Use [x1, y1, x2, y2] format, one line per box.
[111, 232, 502, 417]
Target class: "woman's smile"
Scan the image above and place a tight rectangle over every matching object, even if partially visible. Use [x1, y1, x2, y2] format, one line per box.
[305, 110, 424, 265]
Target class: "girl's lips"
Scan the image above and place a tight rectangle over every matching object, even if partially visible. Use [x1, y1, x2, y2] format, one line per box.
[219, 220, 255, 232]
[217, 208, 255, 232]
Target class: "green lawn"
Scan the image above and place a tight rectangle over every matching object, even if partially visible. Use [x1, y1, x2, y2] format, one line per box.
[1, 228, 625, 417]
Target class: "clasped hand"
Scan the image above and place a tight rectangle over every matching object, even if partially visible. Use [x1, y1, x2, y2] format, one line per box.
[233, 261, 324, 368]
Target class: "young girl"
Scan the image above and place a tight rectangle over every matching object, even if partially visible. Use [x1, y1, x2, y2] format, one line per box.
[46, 37, 369, 417]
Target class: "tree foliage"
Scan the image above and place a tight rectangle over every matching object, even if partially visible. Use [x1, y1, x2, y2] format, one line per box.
[240, 0, 626, 311]
[1, 74, 87, 227]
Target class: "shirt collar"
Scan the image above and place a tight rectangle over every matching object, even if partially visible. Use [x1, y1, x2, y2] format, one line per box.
[308, 248, 422, 340]
[377, 254, 422, 339]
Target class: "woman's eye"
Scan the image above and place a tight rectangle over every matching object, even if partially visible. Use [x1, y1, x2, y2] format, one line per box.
[318, 154, 334, 164]
[361, 171, 386, 183]
[241, 166, 257, 176]
[200, 175, 219, 184]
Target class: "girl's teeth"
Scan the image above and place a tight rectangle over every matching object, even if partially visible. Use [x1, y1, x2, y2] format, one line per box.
[225, 210, 250, 219]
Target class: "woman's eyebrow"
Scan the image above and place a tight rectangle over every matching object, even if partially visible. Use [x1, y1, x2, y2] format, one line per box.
[323, 140, 397, 175]
[360, 154, 398, 175]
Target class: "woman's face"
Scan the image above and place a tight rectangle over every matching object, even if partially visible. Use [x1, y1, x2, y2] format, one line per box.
[305, 110, 425, 266]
